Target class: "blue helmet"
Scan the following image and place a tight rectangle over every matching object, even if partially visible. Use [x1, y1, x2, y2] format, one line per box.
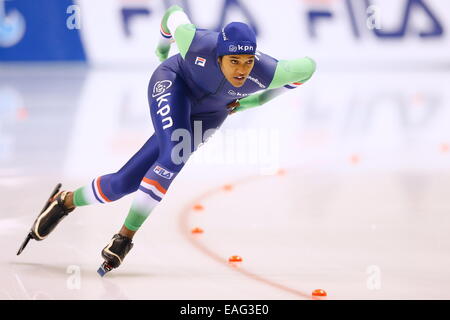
[217, 22, 257, 56]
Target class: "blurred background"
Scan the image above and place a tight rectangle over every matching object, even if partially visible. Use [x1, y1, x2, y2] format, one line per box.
[0, 0, 449, 300]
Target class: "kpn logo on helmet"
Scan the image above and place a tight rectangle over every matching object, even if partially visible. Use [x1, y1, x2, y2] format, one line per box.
[228, 44, 254, 53]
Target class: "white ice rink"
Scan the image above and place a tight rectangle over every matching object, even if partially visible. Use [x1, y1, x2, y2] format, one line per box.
[1, 64, 449, 299]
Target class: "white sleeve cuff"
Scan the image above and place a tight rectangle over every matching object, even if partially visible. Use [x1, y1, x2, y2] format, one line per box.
[167, 10, 191, 35]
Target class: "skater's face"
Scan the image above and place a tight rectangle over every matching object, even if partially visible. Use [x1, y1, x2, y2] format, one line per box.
[218, 54, 255, 87]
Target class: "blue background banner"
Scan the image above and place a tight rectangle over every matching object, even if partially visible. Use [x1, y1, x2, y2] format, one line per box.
[0, 0, 86, 61]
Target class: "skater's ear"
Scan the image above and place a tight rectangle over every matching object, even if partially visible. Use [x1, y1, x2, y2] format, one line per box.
[217, 56, 223, 66]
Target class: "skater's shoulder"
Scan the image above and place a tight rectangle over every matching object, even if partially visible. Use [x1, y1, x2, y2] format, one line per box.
[248, 50, 278, 83]
[188, 29, 220, 55]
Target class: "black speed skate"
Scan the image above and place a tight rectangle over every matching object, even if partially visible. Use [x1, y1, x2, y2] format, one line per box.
[17, 183, 75, 255]
[97, 234, 134, 277]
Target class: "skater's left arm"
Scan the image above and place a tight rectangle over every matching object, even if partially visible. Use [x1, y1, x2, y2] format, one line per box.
[229, 57, 316, 114]
[155, 5, 196, 61]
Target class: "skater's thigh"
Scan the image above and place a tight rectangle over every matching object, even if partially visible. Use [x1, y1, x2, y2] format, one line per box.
[116, 134, 159, 178]
[106, 134, 159, 194]
[148, 68, 192, 168]
[190, 110, 228, 150]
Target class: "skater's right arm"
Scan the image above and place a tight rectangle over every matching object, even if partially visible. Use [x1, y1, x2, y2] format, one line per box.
[229, 57, 317, 113]
[155, 5, 196, 61]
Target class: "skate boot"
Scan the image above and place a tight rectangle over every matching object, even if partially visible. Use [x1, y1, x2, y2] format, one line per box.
[97, 234, 134, 277]
[17, 184, 75, 255]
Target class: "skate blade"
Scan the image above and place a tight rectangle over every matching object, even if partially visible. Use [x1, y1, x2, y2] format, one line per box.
[97, 262, 113, 277]
[16, 233, 32, 256]
[16, 183, 62, 256]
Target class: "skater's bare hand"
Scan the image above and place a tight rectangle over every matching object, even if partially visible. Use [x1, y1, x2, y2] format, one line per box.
[226, 100, 240, 115]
